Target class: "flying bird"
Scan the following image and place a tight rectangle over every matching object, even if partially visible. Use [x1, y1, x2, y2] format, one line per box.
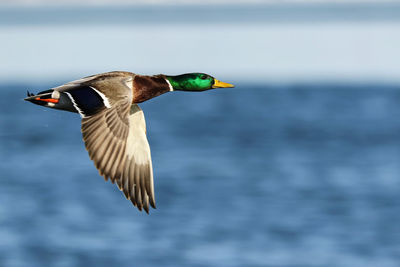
[25, 71, 234, 213]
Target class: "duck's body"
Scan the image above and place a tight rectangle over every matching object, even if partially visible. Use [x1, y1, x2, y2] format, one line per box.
[25, 71, 234, 213]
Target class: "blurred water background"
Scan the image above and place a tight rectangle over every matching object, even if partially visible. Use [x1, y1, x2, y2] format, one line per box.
[1, 1, 400, 266]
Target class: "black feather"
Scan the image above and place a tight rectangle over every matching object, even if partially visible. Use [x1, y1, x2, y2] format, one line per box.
[67, 86, 106, 116]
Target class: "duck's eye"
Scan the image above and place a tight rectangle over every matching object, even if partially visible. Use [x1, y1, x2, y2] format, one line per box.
[201, 75, 207, 80]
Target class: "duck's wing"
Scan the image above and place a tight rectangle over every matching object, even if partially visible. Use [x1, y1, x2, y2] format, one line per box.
[80, 87, 155, 213]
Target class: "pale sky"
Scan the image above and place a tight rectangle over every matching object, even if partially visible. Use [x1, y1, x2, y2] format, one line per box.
[1, 23, 399, 84]
[0, 1, 399, 84]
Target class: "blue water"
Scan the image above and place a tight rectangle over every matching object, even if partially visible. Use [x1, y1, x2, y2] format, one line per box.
[0, 83, 400, 266]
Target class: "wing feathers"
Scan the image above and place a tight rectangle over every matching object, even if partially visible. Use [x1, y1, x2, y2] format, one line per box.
[139, 165, 148, 210]
[123, 164, 131, 200]
[98, 135, 114, 174]
[82, 118, 104, 138]
[108, 140, 123, 181]
[112, 146, 126, 183]
[135, 164, 142, 210]
[81, 102, 155, 213]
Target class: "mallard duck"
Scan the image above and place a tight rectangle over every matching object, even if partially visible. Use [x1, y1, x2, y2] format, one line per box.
[24, 71, 234, 213]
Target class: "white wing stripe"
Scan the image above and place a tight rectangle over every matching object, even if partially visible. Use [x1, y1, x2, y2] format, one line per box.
[90, 86, 112, 108]
[65, 92, 86, 118]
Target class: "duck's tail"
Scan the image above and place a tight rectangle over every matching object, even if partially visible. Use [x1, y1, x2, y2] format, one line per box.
[24, 89, 77, 113]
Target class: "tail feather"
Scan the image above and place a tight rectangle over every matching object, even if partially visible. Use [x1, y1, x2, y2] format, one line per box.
[24, 89, 77, 113]
[25, 85, 108, 117]
[26, 90, 35, 97]
[24, 91, 55, 106]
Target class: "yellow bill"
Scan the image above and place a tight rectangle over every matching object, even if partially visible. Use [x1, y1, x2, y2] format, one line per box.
[213, 79, 235, 88]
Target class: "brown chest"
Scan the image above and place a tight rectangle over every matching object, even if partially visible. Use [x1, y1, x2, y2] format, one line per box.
[132, 75, 171, 103]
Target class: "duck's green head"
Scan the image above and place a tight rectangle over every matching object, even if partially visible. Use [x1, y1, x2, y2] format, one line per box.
[165, 73, 234, 91]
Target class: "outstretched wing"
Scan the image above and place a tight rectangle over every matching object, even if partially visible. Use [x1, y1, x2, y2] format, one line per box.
[81, 100, 155, 213]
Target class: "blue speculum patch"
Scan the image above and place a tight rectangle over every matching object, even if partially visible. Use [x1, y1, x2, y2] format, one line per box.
[68, 86, 105, 116]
